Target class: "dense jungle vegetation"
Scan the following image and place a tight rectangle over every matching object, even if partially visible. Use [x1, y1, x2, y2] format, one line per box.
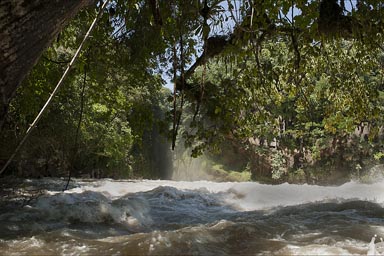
[0, 0, 384, 183]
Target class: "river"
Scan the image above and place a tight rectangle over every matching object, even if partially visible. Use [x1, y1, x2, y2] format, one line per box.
[0, 178, 383, 255]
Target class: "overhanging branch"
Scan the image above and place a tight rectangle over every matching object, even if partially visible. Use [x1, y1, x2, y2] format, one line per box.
[176, 0, 383, 93]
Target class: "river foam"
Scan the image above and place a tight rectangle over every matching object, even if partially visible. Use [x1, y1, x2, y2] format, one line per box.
[0, 178, 383, 255]
[64, 179, 384, 211]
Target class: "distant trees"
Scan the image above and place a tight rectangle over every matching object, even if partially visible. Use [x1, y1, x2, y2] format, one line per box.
[181, 40, 384, 182]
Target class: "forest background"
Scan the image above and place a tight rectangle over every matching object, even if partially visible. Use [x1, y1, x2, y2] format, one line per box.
[0, 0, 383, 184]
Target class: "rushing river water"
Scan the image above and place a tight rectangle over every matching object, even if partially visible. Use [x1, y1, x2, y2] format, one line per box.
[0, 178, 383, 255]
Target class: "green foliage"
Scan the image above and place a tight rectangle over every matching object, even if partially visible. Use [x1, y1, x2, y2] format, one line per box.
[209, 164, 251, 182]
[374, 152, 384, 161]
[271, 151, 287, 180]
[2, 0, 384, 183]
[182, 37, 384, 182]
[0, 7, 172, 178]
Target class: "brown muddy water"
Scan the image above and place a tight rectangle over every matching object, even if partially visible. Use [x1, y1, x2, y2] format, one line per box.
[0, 178, 383, 255]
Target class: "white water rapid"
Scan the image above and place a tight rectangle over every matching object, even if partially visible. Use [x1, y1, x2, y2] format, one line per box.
[0, 178, 383, 255]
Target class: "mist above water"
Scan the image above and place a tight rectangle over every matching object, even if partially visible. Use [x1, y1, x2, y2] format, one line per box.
[172, 154, 212, 181]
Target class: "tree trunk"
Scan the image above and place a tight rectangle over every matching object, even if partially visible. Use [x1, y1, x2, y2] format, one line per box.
[0, 0, 95, 130]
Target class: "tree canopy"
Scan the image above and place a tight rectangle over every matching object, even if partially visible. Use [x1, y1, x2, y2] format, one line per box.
[0, 0, 384, 181]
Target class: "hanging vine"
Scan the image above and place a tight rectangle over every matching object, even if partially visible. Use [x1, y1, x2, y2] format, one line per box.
[172, 42, 179, 150]
[65, 53, 88, 191]
[176, 34, 185, 136]
[193, 0, 210, 122]
[171, 2, 187, 150]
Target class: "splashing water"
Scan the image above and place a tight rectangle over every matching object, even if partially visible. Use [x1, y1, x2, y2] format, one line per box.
[0, 178, 383, 255]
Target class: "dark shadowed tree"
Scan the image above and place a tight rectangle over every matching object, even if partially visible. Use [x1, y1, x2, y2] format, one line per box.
[0, 0, 95, 130]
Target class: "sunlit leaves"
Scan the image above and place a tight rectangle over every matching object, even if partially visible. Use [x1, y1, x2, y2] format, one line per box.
[184, 34, 384, 166]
